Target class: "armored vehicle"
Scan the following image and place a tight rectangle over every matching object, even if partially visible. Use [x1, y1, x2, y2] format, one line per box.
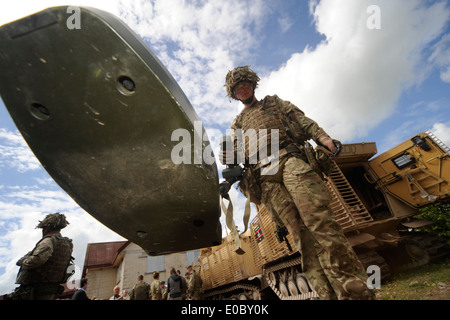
[199, 131, 450, 300]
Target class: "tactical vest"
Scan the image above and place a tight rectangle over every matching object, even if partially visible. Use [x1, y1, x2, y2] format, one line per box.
[17, 235, 73, 285]
[232, 95, 304, 164]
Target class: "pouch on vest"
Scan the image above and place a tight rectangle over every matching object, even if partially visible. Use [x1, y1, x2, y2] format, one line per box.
[304, 142, 334, 178]
[314, 145, 334, 176]
[238, 168, 262, 205]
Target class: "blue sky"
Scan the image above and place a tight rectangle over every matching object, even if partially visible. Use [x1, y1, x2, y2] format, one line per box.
[0, 0, 449, 294]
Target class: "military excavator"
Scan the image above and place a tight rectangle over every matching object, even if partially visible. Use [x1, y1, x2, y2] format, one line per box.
[199, 131, 450, 300]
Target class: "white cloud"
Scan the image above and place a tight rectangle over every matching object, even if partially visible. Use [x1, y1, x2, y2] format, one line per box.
[429, 33, 450, 83]
[377, 97, 450, 153]
[430, 122, 450, 148]
[116, 0, 270, 127]
[0, 129, 41, 173]
[257, 0, 450, 142]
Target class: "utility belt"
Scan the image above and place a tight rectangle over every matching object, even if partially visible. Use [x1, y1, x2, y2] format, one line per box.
[239, 144, 303, 207]
[251, 143, 304, 172]
[243, 142, 333, 202]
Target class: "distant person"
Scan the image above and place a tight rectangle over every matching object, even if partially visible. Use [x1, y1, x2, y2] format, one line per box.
[186, 265, 202, 300]
[12, 213, 73, 300]
[167, 267, 183, 300]
[121, 289, 130, 300]
[110, 285, 123, 300]
[130, 275, 150, 300]
[72, 278, 90, 300]
[150, 272, 162, 300]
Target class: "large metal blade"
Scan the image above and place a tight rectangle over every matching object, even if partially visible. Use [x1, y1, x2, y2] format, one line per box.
[0, 6, 222, 255]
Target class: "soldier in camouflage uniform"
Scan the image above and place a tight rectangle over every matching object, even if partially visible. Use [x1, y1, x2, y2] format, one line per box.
[13, 213, 73, 300]
[221, 66, 373, 300]
[150, 272, 162, 300]
[130, 274, 151, 300]
[186, 265, 202, 300]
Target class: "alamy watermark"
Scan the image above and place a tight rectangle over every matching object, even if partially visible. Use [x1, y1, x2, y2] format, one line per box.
[66, 5, 381, 31]
[66, 264, 82, 290]
[66, 6, 81, 30]
[367, 265, 381, 289]
[367, 5, 381, 30]
[171, 121, 280, 175]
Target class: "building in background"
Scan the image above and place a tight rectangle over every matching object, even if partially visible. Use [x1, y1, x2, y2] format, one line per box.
[81, 241, 201, 299]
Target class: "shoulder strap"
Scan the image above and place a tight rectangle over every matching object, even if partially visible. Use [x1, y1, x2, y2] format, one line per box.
[261, 95, 278, 109]
[220, 196, 247, 255]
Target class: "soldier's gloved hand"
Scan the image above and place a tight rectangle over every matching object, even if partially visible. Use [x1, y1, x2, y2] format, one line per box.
[331, 139, 342, 158]
[219, 181, 231, 199]
[322, 138, 342, 158]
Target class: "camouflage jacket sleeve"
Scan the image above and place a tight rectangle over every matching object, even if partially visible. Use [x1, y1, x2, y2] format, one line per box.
[276, 95, 333, 145]
[17, 237, 54, 269]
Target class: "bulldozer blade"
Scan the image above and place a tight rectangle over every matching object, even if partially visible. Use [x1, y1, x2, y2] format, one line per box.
[0, 6, 222, 255]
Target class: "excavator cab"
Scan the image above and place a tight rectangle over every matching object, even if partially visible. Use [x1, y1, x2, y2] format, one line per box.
[0, 6, 222, 255]
[368, 131, 450, 212]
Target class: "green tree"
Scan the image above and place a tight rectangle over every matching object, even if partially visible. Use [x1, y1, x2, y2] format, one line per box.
[415, 202, 450, 239]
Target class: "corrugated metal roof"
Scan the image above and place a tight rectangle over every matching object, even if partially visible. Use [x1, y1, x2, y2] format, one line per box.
[82, 241, 129, 276]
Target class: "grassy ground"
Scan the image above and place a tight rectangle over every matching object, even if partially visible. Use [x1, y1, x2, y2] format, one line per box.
[374, 258, 450, 300]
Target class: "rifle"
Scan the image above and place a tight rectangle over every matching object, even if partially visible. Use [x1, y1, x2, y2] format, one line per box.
[274, 225, 293, 252]
[218, 136, 244, 199]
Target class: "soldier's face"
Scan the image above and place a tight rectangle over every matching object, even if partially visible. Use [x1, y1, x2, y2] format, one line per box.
[233, 81, 253, 101]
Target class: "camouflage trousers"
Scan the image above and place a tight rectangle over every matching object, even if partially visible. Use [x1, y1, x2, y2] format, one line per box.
[260, 156, 373, 300]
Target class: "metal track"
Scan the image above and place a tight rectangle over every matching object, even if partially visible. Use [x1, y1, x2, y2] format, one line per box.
[264, 257, 319, 300]
[357, 250, 391, 281]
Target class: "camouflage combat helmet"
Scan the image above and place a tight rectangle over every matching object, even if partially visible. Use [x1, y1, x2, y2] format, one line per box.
[225, 66, 260, 100]
[36, 212, 69, 230]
